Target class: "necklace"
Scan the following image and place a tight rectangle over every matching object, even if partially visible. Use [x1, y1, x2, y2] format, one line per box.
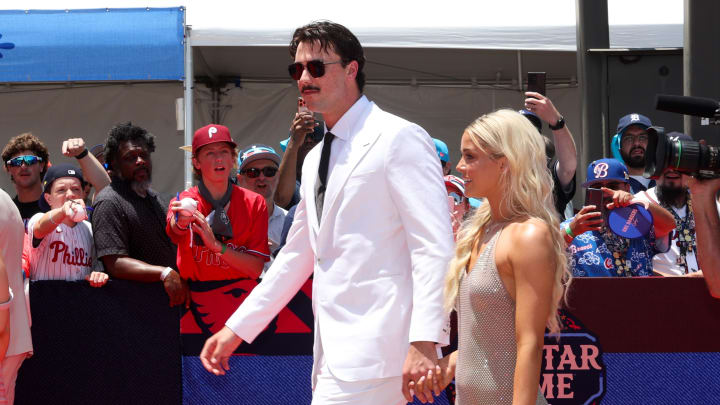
[659, 190, 696, 274]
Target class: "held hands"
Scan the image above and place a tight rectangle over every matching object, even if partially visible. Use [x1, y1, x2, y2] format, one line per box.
[200, 326, 244, 375]
[524, 92, 561, 126]
[61, 137, 87, 158]
[402, 341, 439, 403]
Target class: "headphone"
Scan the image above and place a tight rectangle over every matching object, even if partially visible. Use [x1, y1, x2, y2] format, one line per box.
[610, 133, 626, 164]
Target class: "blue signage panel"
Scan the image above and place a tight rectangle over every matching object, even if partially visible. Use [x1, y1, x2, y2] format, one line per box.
[0, 7, 184, 82]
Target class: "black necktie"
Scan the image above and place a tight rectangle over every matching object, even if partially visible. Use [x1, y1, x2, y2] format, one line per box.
[315, 131, 335, 222]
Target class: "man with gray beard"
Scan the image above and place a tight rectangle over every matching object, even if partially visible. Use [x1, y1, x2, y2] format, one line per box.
[92, 122, 189, 307]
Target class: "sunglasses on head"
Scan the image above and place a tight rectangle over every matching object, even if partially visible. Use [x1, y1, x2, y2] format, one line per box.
[240, 167, 278, 178]
[6, 155, 43, 167]
[288, 60, 342, 80]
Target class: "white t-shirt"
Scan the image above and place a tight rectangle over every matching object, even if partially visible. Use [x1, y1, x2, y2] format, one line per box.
[634, 187, 720, 276]
[630, 175, 652, 189]
[27, 212, 94, 281]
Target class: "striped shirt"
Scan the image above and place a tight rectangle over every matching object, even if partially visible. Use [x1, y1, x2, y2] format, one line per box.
[27, 213, 94, 281]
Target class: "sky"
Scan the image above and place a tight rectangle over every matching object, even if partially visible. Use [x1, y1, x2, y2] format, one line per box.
[0, 0, 683, 30]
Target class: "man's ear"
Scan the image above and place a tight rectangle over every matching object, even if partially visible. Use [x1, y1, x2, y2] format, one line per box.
[43, 192, 52, 206]
[346, 60, 358, 80]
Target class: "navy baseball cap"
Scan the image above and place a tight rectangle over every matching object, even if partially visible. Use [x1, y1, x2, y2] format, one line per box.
[39, 163, 85, 212]
[519, 109, 542, 132]
[582, 158, 629, 187]
[616, 113, 652, 137]
[433, 139, 450, 163]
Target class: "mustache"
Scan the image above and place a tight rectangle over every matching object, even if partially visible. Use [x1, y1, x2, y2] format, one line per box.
[301, 85, 320, 92]
[630, 146, 645, 153]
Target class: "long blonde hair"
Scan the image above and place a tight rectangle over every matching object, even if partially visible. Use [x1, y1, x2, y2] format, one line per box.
[443, 109, 570, 334]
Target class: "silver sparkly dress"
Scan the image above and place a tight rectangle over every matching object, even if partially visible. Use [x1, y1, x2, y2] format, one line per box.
[455, 229, 547, 404]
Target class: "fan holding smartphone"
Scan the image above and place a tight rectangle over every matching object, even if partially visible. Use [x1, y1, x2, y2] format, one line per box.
[561, 158, 676, 277]
[274, 97, 326, 209]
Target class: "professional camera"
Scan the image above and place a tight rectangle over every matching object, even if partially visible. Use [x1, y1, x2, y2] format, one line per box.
[644, 126, 720, 179]
[645, 94, 720, 179]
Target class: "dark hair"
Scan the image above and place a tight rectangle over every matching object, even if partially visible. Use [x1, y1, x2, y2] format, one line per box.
[289, 20, 366, 92]
[2, 132, 50, 177]
[104, 122, 156, 167]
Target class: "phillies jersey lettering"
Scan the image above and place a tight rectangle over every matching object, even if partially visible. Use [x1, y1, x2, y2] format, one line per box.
[49, 241, 92, 267]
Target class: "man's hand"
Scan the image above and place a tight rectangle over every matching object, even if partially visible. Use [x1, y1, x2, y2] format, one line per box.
[62, 138, 87, 158]
[402, 341, 439, 403]
[200, 326, 243, 375]
[688, 176, 720, 200]
[169, 201, 194, 230]
[288, 112, 317, 148]
[86, 271, 109, 287]
[163, 270, 190, 308]
[524, 92, 562, 126]
[570, 205, 604, 235]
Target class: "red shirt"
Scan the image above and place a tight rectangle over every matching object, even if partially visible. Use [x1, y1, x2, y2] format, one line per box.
[166, 185, 270, 281]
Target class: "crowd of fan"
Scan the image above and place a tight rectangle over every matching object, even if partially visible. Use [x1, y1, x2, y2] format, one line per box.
[1, 94, 720, 402]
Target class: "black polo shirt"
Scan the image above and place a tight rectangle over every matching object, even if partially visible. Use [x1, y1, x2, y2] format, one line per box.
[92, 179, 176, 269]
[550, 158, 576, 220]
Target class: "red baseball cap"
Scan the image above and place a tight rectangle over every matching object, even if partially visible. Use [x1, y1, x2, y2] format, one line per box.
[180, 124, 237, 154]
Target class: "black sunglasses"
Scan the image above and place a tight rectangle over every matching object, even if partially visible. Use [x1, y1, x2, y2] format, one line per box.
[6, 155, 43, 167]
[240, 167, 278, 178]
[288, 60, 342, 80]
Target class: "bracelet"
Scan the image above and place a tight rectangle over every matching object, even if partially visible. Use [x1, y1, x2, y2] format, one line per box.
[219, 244, 227, 255]
[564, 224, 575, 239]
[49, 212, 60, 226]
[75, 148, 89, 159]
[160, 267, 174, 281]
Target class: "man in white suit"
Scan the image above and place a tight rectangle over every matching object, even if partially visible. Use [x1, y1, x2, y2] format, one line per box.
[200, 20, 454, 404]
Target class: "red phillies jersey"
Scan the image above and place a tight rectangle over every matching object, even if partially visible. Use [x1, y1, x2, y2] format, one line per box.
[166, 186, 270, 281]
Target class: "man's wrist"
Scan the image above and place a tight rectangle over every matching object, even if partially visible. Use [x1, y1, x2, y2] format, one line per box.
[160, 267, 174, 281]
[75, 148, 89, 159]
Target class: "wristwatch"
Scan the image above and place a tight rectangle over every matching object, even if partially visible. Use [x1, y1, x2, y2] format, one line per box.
[549, 116, 565, 131]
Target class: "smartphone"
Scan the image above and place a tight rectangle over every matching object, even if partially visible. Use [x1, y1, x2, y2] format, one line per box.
[297, 97, 311, 114]
[585, 187, 608, 225]
[527, 72, 546, 97]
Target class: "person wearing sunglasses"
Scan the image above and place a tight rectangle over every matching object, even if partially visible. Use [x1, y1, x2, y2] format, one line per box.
[167, 125, 270, 284]
[200, 21, 454, 405]
[236, 144, 287, 275]
[2, 133, 50, 223]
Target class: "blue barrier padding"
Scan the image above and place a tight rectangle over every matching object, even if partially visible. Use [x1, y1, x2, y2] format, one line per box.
[604, 353, 720, 404]
[0, 7, 184, 82]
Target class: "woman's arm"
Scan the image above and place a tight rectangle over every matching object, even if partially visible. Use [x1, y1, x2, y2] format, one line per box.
[509, 221, 555, 405]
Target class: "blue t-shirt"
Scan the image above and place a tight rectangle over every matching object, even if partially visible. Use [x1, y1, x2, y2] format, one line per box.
[562, 218, 669, 277]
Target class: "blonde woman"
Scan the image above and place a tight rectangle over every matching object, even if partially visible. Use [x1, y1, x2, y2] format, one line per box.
[415, 110, 570, 404]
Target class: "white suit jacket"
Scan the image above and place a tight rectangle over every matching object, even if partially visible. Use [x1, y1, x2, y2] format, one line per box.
[226, 96, 454, 383]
